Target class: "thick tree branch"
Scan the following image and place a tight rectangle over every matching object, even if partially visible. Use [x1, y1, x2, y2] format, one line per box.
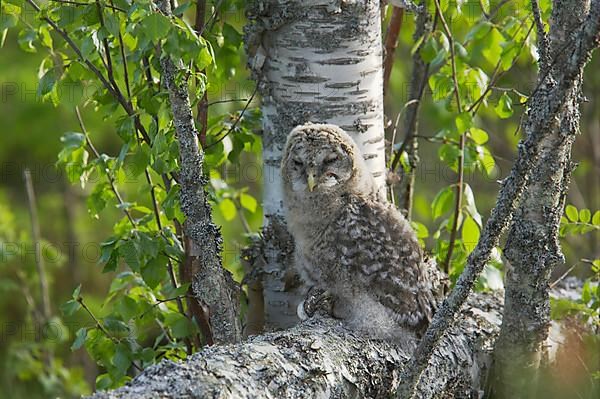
[492, 1, 593, 396]
[397, 3, 600, 396]
[153, 0, 241, 344]
[89, 293, 503, 399]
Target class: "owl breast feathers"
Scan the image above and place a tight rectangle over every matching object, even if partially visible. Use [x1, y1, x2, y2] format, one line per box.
[281, 123, 443, 338]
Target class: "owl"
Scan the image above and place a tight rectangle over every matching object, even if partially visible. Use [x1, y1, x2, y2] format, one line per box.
[281, 123, 442, 338]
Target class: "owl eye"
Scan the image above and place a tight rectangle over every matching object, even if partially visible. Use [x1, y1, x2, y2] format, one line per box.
[323, 155, 338, 165]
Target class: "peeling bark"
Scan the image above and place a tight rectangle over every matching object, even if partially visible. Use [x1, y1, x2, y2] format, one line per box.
[89, 293, 503, 399]
[154, 0, 241, 344]
[492, 1, 591, 396]
[245, 0, 387, 329]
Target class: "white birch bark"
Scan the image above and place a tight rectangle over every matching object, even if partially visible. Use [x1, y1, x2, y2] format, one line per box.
[246, 0, 387, 329]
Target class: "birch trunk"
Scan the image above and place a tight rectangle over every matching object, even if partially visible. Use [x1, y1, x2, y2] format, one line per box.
[245, 0, 387, 329]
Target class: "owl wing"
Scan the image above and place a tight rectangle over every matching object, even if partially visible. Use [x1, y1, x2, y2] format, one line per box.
[334, 195, 442, 330]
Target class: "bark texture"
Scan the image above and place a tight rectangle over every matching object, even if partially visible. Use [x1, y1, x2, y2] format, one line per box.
[89, 292, 503, 399]
[492, 1, 591, 396]
[397, 2, 600, 396]
[155, 0, 241, 344]
[245, 0, 387, 330]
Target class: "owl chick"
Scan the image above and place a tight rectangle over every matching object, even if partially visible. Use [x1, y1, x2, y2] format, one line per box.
[281, 123, 441, 338]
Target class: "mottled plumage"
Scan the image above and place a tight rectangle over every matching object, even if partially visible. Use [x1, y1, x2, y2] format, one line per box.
[281, 123, 442, 338]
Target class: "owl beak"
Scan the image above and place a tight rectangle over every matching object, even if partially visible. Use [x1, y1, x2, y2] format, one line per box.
[307, 172, 317, 192]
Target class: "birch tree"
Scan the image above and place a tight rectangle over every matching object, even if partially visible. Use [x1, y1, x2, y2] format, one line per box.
[245, 0, 388, 329]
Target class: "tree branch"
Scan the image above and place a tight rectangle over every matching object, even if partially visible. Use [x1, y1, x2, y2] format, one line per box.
[88, 293, 503, 399]
[153, 0, 241, 344]
[397, 3, 600, 396]
[492, 1, 595, 395]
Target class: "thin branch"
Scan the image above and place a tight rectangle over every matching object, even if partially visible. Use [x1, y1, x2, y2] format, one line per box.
[49, 0, 126, 13]
[433, 0, 465, 277]
[110, 0, 132, 100]
[24, 169, 51, 323]
[25, 0, 153, 146]
[205, 86, 258, 149]
[531, 0, 549, 71]
[195, 0, 209, 148]
[383, 6, 405, 94]
[75, 106, 137, 227]
[467, 21, 534, 115]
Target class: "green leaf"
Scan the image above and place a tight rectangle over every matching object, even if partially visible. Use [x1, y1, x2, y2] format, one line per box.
[592, 211, 600, 226]
[420, 36, 438, 63]
[164, 313, 193, 339]
[72, 284, 82, 300]
[461, 215, 480, 253]
[38, 68, 60, 97]
[95, 373, 112, 391]
[239, 193, 257, 213]
[463, 184, 482, 227]
[481, 27, 505, 65]
[454, 112, 473, 133]
[113, 344, 132, 374]
[71, 328, 87, 351]
[61, 299, 81, 316]
[119, 240, 140, 272]
[478, 146, 496, 177]
[494, 93, 513, 119]
[222, 23, 242, 48]
[116, 296, 139, 320]
[141, 256, 167, 289]
[565, 205, 579, 222]
[411, 221, 429, 239]
[104, 11, 121, 37]
[432, 186, 454, 219]
[219, 198, 237, 221]
[579, 208, 591, 223]
[141, 13, 171, 42]
[469, 128, 489, 145]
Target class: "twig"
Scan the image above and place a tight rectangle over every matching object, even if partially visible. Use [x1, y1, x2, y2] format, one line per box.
[433, 0, 465, 277]
[25, 0, 153, 146]
[383, 6, 405, 94]
[195, 0, 209, 148]
[24, 169, 51, 323]
[549, 262, 579, 289]
[531, 0, 549, 72]
[110, 0, 132, 100]
[75, 106, 137, 227]
[138, 295, 193, 319]
[389, 7, 433, 173]
[467, 22, 534, 115]
[205, 86, 257, 149]
[49, 0, 126, 13]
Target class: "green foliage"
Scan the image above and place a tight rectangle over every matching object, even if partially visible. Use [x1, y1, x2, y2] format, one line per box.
[553, 205, 600, 329]
[2, 0, 260, 394]
[396, 0, 543, 289]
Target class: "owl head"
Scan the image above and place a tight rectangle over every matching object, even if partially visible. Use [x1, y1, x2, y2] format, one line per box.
[281, 123, 370, 197]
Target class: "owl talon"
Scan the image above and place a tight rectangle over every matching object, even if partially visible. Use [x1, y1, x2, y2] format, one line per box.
[297, 300, 309, 321]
